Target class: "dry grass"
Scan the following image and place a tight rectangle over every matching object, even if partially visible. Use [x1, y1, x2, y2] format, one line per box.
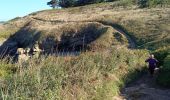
[0, 47, 148, 100]
[24, 4, 170, 50]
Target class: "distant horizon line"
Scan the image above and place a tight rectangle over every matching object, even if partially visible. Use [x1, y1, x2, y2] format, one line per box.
[0, 7, 62, 22]
[0, 20, 7, 22]
[0, 16, 24, 22]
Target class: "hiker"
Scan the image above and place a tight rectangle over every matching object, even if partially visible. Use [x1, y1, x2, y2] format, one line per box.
[145, 54, 159, 76]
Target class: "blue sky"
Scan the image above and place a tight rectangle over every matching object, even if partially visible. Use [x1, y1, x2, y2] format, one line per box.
[0, 0, 51, 21]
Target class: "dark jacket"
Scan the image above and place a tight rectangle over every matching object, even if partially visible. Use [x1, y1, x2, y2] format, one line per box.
[145, 58, 158, 69]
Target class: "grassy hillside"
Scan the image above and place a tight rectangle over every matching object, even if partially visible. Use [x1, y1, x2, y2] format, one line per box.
[0, 17, 29, 40]
[0, 3, 169, 50]
[0, 1, 170, 99]
[117, 8, 170, 50]
[9, 21, 124, 52]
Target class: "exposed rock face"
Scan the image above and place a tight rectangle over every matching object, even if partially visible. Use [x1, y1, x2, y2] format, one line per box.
[16, 45, 42, 62]
[16, 48, 30, 62]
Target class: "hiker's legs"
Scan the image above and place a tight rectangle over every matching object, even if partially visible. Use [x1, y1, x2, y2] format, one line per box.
[149, 68, 154, 76]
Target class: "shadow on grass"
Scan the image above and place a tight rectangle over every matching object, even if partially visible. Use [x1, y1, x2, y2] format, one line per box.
[98, 21, 138, 49]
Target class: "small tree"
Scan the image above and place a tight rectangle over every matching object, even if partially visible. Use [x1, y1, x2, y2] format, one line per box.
[59, 0, 77, 8]
[77, 0, 105, 6]
[47, 0, 58, 9]
[138, 0, 149, 8]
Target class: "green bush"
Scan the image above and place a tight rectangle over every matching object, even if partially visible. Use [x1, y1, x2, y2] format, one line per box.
[57, 0, 170, 8]
[59, 0, 77, 8]
[157, 54, 170, 87]
[148, 0, 170, 7]
[138, 0, 148, 8]
[153, 47, 170, 66]
[163, 55, 170, 69]
[154, 48, 170, 87]
[157, 69, 170, 88]
[138, 0, 170, 8]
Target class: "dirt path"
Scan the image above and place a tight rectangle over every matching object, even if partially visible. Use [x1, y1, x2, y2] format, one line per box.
[108, 25, 170, 100]
[110, 24, 170, 100]
[100, 22, 170, 100]
[112, 27, 136, 49]
[119, 71, 170, 100]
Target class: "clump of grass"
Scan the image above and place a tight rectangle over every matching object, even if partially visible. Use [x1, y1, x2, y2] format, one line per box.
[0, 58, 15, 78]
[0, 47, 148, 99]
[0, 29, 17, 39]
[153, 46, 170, 66]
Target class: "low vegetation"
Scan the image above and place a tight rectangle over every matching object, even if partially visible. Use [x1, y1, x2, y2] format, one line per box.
[0, 59, 14, 78]
[0, 29, 17, 39]
[0, 47, 148, 99]
[48, 0, 170, 8]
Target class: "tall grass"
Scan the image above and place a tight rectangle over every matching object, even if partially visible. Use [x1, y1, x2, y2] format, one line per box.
[0, 47, 148, 99]
[0, 58, 14, 78]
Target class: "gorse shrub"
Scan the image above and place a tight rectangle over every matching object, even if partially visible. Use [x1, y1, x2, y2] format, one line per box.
[54, 0, 170, 8]
[138, 0, 148, 8]
[148, 0, 170, 7]
[157, 53, 170, 88]
[154, 47, 170, 66]
[0, 47, 148, 99]
[153, 47, 170, 88]
[138, 0, 170, 8]
[59, 0, 77, 8]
